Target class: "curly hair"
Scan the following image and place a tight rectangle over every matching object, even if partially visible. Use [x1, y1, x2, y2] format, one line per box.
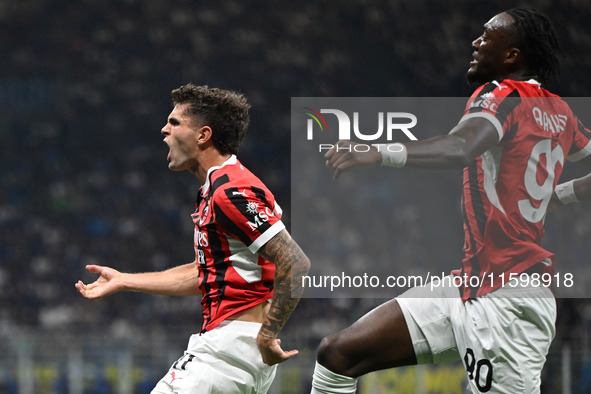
[505, 7, 564, 85]
[171, 84, 251, 155]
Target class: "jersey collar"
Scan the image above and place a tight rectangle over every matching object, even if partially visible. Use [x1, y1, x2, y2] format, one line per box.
[492, 78, 540, 87]
[201, 155, 237, 195]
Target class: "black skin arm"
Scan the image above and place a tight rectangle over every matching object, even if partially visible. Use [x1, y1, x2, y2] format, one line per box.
[325, 117, 500, 178]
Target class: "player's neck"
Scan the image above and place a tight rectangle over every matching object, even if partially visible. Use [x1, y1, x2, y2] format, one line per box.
[191, 149, 233, 185]
[498, 69, 536, 82]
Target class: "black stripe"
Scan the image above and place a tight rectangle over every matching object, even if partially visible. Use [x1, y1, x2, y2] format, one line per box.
[478, 82, 497, 97]
[467, 161, 489, 298]
[210, 227, 228, 324]
[468, 161, 487, 237]
[214, 198, 254, 247]
[251, 186, 270, 207]
[212, 174, 230, 190]
[209, 174, 230, 198]
[224, 187, 273, 236]
[569, 119, 591, 156]
[199, 254, 213, 332]
[503, 122, 519, 142]
[577, 118, 591, 139]
[250, 186, 277, 235]
[496, 89, 521, 127]
[201, 221, 229, 332]
[461, 196, 482, 299]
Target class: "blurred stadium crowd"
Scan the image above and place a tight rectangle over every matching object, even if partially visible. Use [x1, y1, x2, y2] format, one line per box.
[1, 0, 591, 392]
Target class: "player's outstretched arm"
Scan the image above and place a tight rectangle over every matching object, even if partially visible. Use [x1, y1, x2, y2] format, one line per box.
[75, 261, 202, 299]
[256, 229, 311, 366]
[548, 163, 591, 212]
[325, 117, 499, 179]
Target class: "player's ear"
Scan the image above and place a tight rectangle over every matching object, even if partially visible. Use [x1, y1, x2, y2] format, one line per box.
[196, 125, 213, 145]
[505, 47, 521, 64]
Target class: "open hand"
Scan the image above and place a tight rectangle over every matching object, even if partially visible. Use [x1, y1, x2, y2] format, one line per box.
[257, 335, 299, 366]
[75, 264, 123, 299]
[325, 140, 381, 179]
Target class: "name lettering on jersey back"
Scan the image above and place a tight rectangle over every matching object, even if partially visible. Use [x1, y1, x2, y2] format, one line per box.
[532, 106, 567, 134]
[247, 207, 276, 231]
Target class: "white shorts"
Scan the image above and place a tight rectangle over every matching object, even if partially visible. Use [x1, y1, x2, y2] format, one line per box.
[397, 275, 556, 393]
[151, 320, 277, 394]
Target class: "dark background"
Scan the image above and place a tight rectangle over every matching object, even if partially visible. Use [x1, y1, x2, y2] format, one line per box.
[1, 0, 591, 392]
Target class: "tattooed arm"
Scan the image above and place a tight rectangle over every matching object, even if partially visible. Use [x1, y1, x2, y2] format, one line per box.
[256, 229, 311, 366]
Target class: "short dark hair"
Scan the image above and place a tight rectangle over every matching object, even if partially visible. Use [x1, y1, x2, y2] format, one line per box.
[505, 7, 564, 84]
[171, 84, 251, 155]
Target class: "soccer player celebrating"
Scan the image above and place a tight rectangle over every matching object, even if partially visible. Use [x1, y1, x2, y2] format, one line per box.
[312, 8, 591, 393]
[76, 84, 310, 393]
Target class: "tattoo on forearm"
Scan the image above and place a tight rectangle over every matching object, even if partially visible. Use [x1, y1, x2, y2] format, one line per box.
[259, 230, 310, 339]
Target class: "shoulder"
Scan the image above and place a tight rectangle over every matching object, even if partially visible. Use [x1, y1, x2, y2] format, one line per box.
[210, 160, 275, 205]
[471, 79, 550, 100]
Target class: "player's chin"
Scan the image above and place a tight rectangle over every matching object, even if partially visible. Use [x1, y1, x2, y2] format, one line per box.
[168, 161, 192, 173]
[466, 69, 483, 85]
[466, 66, 490, 84]
[167, 160, 181, 171]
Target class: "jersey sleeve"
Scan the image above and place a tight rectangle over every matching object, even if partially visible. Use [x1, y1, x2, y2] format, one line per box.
[458, 81, 522, 142]
[567, 117, 591, 162]
[212, 185, 285, 254]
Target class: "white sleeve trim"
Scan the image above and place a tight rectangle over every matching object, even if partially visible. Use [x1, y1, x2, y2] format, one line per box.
[567, 139, 591, 162]
[458, 112, 504, 142]
[248, 220, 286, 254]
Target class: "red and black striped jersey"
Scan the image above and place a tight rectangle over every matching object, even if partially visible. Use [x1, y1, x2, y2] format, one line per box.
[452, 79, 591, 299]
[193, 155, 285, 332]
